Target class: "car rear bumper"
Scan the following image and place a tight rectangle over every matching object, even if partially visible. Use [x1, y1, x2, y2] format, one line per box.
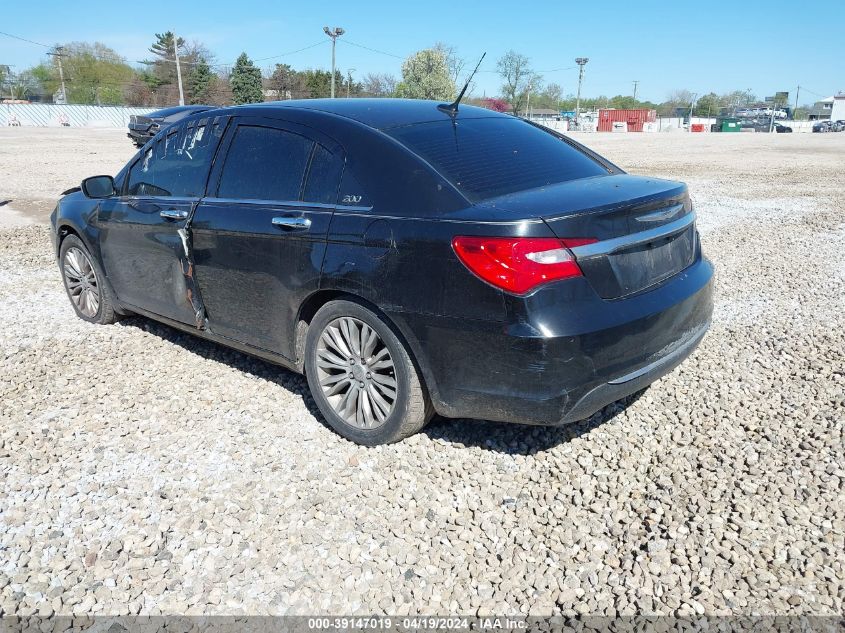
[391, 256, 714, 426]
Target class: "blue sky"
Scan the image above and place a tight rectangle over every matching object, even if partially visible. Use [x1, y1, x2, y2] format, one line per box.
[2, 0, 842, 104]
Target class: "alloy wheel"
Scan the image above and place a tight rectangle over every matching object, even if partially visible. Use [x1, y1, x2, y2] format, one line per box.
[63, 247, 100, 318]
[315, 316, 397, 429]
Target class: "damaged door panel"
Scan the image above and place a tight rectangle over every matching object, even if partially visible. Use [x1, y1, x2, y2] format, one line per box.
[97, 196, 200, 325]
[176, 225, 206, 329]
[96, 116, 228, 328]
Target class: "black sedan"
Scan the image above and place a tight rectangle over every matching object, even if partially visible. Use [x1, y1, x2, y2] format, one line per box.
[127, 104, 213, 147]
[51, 99, 713, 445]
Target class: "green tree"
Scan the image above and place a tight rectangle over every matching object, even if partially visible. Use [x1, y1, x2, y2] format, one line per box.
[396, 48, 455, 101]
[530, 83, 563, 110]
[142, 32, 210, 105]
[496, 50, 539, 115]
[299, 69, 342, 99]
[29, 43, 136, 105]
[693, 92, 721, 117]
[188, 58, 215, 104]
[142, 32, 185, 93]
[269, 63, 308, 99]
[29, 63, 57, 93]
[230, 53, 263, 104]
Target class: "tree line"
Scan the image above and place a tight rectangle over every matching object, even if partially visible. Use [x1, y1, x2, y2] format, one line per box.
[1, 34, 796, 117]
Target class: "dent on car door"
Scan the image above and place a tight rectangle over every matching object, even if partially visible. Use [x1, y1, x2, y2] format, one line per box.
[97, 116, 226, 325]
[190, 118, 343, 358]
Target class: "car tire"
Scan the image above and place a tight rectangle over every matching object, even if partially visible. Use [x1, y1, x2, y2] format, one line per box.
[59, 235, 119, 325]
[304, 299, 432, 445]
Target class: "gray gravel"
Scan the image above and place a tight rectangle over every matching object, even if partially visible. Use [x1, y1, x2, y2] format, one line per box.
[0, 130, 843, 616]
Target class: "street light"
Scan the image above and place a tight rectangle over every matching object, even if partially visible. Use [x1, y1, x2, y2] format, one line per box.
[574, 58, 589, 126]
[323, 26, 345, 98]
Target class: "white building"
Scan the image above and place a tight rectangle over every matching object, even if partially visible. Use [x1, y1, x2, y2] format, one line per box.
[831, 94, 845, 121]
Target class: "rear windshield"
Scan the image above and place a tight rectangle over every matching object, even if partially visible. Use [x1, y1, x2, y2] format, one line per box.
[387, 117, 609, 201]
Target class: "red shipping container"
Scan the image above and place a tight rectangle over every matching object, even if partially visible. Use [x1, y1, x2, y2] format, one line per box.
[597, 108, 657, 132]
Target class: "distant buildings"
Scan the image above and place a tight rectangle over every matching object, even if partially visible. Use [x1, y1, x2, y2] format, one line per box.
[807, 94, 845, 120]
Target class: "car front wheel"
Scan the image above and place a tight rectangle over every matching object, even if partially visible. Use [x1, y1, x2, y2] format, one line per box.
[305, 300, 432, 445]
[59, 235, 119, 325]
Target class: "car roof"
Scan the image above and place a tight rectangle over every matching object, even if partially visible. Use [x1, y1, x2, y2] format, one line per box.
[243, 98, 509, 130]
[151, 105, 213, 117]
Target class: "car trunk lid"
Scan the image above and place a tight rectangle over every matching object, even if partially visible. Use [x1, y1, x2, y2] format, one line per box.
[479, 174, 698, 299]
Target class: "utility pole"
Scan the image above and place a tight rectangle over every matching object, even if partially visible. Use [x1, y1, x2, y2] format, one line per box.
[323, 27, 345, 98]
[632, 80, 639, 101]
[574, 57, 589, 126]
[526, 82, 531, 119]
[794, 86, 800, 117]
[347, 68, 356, 98]
[769, 100, 776, 133]
[173, 31, 184, 106]
[688, 93, 698, 132]
[46, 46, 67, 104]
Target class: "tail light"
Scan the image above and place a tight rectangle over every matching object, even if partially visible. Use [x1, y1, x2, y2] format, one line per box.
[451, 236, 597, 295]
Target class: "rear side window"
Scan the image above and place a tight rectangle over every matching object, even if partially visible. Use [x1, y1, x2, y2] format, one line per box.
[303, 144, 342, 205]
[387, 117, 609, 201]
[217, 125, 313, 201]
[126, 118, 223, 197]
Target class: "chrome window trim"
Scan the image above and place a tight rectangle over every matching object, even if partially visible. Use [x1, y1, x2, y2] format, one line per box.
[570, 211, 696, 259]
[200, 197, 373, 213]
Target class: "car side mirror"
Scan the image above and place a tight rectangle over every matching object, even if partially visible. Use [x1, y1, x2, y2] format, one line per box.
[81, 175, 116, 199]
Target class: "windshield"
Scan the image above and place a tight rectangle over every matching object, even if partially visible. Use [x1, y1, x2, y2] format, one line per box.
[387, 117, 610, 201]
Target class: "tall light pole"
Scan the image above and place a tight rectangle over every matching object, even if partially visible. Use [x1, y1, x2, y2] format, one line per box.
[632, 80, 639, 101]
[173, 30, 184, 106]
[323, 26, 345, 98]
[46, 46, 67, 104]
[574, 58, 589, 125]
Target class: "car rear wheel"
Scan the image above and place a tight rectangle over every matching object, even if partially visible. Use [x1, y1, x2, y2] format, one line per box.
[59, 235, 118, 325]
[305, 300, 432, 445]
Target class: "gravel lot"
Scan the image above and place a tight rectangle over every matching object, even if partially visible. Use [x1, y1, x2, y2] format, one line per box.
[1, 128, 843, 617]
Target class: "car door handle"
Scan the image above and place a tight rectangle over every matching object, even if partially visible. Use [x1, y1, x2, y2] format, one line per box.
[160, 209, 188, 220]
[272, 216, 311, 230]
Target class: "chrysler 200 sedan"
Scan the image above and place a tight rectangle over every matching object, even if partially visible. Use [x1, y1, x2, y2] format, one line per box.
[51, 99, 713, 445]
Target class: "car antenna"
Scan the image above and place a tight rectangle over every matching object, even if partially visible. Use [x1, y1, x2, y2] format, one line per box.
[438, 52, 486, 115]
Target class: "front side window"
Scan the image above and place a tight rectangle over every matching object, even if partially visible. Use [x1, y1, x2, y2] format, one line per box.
[126, 118, 223, 197]
[387, 117, 610, 201]
[217, 126, 313, 201]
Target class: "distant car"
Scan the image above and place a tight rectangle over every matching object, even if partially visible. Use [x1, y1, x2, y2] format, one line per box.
[831, 120, 845, 132]
[740, 119, 792, 133]
[812, 121, 831, 133]
[51, 99, 713, 445]
[128, 105, 213, 147]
